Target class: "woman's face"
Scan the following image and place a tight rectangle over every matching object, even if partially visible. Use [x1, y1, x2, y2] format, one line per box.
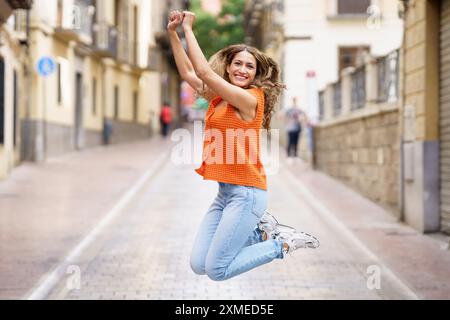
[226, 51, 257, 88]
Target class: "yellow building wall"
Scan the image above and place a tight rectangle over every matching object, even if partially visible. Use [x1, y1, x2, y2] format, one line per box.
[140, 72, 161, 128]
[30, 33, 74, 126]
[84, 57, 104, 131]
[403, 0, 439, 142]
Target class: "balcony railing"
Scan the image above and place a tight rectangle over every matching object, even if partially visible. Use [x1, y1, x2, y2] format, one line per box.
[116, 34, 129, 64]
[318, 48, 400, 122]
[13, 9, 27, 32]
[116, 34, 141, 66]
[55, 0, 94, 43]
[0, 0, 32, 24]
[92, 22, 117, 58]
[319, 91, 325, 121]
[333, 82, 342, 116]
[377, 49, 399, 103]
[148, 46, 161, 72]
[351, 66, 366, 110]
[131, 40, 139, 66]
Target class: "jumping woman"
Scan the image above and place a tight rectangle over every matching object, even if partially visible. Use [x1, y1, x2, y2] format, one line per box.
[168, 10, 319, 281]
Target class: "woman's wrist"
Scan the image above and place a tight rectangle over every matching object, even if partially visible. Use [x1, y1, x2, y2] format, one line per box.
[182, 25, 193, 33]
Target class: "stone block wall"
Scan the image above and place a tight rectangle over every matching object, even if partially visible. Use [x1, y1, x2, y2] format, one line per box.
[314, 108, 400, 214]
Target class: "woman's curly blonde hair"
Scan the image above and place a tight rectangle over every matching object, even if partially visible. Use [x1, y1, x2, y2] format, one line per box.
[198, 44, 286, 130]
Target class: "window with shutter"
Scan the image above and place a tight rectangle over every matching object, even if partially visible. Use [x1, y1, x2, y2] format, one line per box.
[338, 0, 371, 15]
[338, 46, 370, 73]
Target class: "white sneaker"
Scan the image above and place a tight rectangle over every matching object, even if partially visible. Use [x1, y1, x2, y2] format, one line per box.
[258, 212, 296, 239]
[258, 212, 300, 241]
[258, 211, 279, 239]
[278, 229, 320, 252]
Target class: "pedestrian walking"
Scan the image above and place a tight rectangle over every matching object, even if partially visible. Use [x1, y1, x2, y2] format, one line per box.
[168, 10, 319, 282]
[285, 97, 306, 159]
[160, 102, 172, 137]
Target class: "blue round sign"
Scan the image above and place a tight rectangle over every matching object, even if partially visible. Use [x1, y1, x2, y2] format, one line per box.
[37, 56, 56, 77]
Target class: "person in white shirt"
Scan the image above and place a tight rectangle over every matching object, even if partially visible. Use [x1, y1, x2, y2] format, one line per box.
[285, 97, 306, 158]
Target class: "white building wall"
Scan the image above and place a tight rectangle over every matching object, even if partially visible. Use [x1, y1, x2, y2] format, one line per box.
[283, 0, 403, 115]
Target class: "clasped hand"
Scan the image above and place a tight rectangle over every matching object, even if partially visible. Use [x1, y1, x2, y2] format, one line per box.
[167, 10, 196, 31]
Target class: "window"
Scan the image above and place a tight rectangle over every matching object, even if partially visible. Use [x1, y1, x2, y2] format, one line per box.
[56, 57, 69, 106]
[57, 62, 62, 105]
[133, 5, 138, 65]
[338, 46, 370, 74]
[57, 0, 63, 26]
[114, 85, 119, 119]
[92, 78, 97, 115]
[13, 70, 17, 146]
[333, 82, 342, 116]
[114, 0, 121, 27]
[337, 0, 371, 15]
[133, 91, 138, 121]
[318, 91, 325, 121]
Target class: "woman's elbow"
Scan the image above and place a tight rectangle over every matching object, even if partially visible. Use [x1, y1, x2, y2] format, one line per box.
[195, 68, 210, 80]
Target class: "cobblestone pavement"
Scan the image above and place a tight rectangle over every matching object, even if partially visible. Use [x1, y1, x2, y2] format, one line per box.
[1, 135, 449, 300]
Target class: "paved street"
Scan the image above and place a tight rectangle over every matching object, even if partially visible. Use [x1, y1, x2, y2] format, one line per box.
[0, 133, 449, 300]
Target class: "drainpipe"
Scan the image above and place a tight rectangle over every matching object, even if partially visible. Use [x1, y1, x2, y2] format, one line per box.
[399, 0, 409, 222]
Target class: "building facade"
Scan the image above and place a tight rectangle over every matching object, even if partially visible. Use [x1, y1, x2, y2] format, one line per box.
[0, 0, 176, 180]
[23, 0, 161, 161]
[0, 0, 33, 179]
[283, 0, 403, 120]
[313, 0, 449, 235]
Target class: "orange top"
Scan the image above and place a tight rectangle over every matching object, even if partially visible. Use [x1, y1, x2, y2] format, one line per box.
[195, 87, 267, 190]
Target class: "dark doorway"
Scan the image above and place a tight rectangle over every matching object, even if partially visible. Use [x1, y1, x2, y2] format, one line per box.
[0, 58, 4, 145]
[74, 72, 84, 150]
[13, 70, 18, 147]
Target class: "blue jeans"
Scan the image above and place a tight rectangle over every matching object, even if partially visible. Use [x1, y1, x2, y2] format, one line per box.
[190, 182, 284, 281]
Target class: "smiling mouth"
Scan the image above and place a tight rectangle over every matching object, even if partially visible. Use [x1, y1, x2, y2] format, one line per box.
[234, 75, 248, 81]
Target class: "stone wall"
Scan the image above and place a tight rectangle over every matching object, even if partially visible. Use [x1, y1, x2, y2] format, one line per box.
[109, 119, 152, 145]
[314, 108, 400, 214]
[21, 119, 152, 160]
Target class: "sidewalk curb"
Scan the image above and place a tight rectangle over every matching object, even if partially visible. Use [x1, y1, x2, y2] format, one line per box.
[281, 167, 420, 300]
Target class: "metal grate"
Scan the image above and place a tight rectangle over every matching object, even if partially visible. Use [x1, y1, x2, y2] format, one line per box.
[440, 0, 450, 234]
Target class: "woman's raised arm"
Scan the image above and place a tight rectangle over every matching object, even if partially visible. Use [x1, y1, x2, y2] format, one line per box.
[168, 11, 203, 93]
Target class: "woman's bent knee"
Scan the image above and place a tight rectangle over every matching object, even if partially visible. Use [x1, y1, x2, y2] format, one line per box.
[190, 257, 206, 275]
[205, 264, 227, 281]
